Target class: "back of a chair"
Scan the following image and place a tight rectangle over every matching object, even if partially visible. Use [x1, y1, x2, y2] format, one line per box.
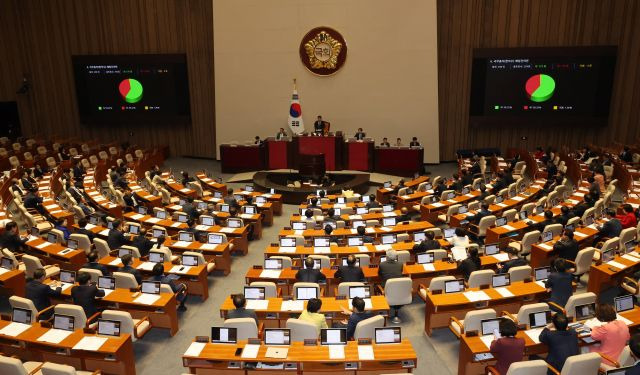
[560, 352, 601, 375]
[121, 245, 141, 258]
[308, 255, 330, 268]
[78, 268, 103, 283]
[505, 359, 549, 375]
[49, 229, 65, 244]
[565, 292, 596, 318]
[502, 209, 517, 222]
[428, 276, 456, 293]
[581, 207, 595, 223]
[354, 254, 370, 266]
[2, 249, 19, 269]
[440, 190, 454, 201]
[468, 269, 495, 288]
[396, 233, 409, 242]
[249, 281, 277, 298]
[337, 282, 365, 297]
[426, 228, 442, 238]
[269, 255, 292, 269]
[383, 278, 412, 306]
[286, 318, 318, 342]
[224, 318, 258, 340]
[101, 309, 134, 337]
[600, 237, 620, 254]
[619, 228, 636, 249]
[520, 203, 535, 217]
[292, 282, 320, 300]
[93, 238, 111, 259]
[520, 230, 541, 254]
[396, 250, 410, 264]
[478, 215, 496, 236]
[508, 266, 532, 283]
[445, 204, 461, 221]
[617, 346, 634, 368]
[21, 254, 43, 278]
[9, 296, 37, 323]
[516, 303, 550, 325]
[54, 304, 87, 329]
[353, 315, 385, 340]
[41, 362, 80, 375]
[574, 247, 596, 275]
[151, 246, 173, 262]
[543, 224, 563, 238]
[463, 308, 496, 333]
[0, 355, 28, 375]
[113, 272, 139, 289]
[426, 249, 448, 261]
[69, 233, 91, 253]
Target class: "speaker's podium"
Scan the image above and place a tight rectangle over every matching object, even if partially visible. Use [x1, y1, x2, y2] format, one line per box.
[292, 133, 343, 170]
[298, 153, 325, 181]
[265, 137, 291, 169]
[345, 138, 374, 171]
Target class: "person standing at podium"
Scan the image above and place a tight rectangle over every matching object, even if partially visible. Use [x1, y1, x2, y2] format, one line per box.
[354, 128, 366, 140]
[314, 115, 325, 135]
[276, 128, 288, 140]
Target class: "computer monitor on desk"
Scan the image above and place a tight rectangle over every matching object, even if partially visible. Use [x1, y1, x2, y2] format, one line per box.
[211, 327, 237, 344]
[321, 328, 347, 345]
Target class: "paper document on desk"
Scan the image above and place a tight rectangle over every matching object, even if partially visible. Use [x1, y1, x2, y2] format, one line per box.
[607, 261, 627, 270]
[380, 227, 392, 232]
[184, 342, 206, 357]
[621, 254, 640, 263]
[492, 253, 510, 262]
[451, 247, 468, 261]
[525, 328, 545, 344]
[329, 345, 345, 359]
[496, 203, 507, 208]
[99, 229, 110, 236]
[240, 214, 253, 219]
[171, 222, 182, 228]
[37, 329, 72, 344]
[583, 318, 604, 330]
[358, 246, 369, 252]
[281, 300, 304, 311]
[573, 231, 587, 238]
[131, 214, 145, 220]
[241, 344, 260, 358]
[220, 228, 236, 233]
[463, 291, 491, 302]
[431, 202, 444, 207]
[134, 294, 161, 305]
[109, 258, 123, 266]
[617, 314, 633, 326]
[245, 299, 269, 310]
[260, 270, 281, 279]
[0, 322, 31, 337]
[314, 247, 330, 254]
[538, 243, 552, 250]
[511, 196, 525, 202]
[170, 265, 192, 274]
[146, 218, 161, 224]
[199, 243, 217, 250]
[98, 289, 114, 297]
[85, 224, 97, 230]
[365, 227, 375, 234]
[294, 230, 304, 235]
[136, 262, 156, 271]
[494, 287, 514, 298]
[35, 242, 50, 249]
[173, 241, 191, 247]
[479, 335, 495, 350]
[375, 244, 392, 251]
[350, 215, 363, 220]
[535, 280, 547, 289]
[45, 204, 58, 209]
[73, 336, 107, 351]
[0, 268, 9, 276]
[422, 263, 435, 272]
[265, 346, 289, 359]
[278, 247, 296, 253]
[358, 345, 375, 360]
[501, 225, 516, 231]
[196, 224, 211, 231]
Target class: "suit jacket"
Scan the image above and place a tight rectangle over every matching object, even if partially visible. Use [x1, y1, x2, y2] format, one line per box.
[119, 265, 142, 284]
[295, 268, 326, 283]
[123, 193, 136, 208]
[626, 362, 640, 375]
[82, 262, 110, 276]
[414, 239, 441, 252]
[182, 202, 198, 219]
[354, 132, 365, 140]
[75, 227, 96, 242]
[571, 203, 589, 219]
[533, 219, 555, 233]
[26, 280, 61, 313]
[0, 231, 27, 252]
[132, 235, 154, 257]
[500, 257, 528, 274]
[227, 307, 258, 324]
[457, 258, 480, 280]
[366, 201, 380, 209]
[334, 265, 365, 283]
[107, 229, 129, 250]
[539, 328, 579, 374]
[546, 272, 573, 307]
[314, 120, 325, 132]
[23, 193, 42, 210]
[378, 260, 403, 286]
[599, 218, 622, 239]
[490, 337, 525, 375]
[71, 284, 105, 317]
[468, 209, 491, 224]
[362, 235, 374, 244]
[553, 238, 579, 261]
[346, 311, 373, 339]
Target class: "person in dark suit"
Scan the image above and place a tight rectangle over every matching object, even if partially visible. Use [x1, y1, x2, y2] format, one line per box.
[478, 185, 489, 202]
[107, 220, 130, 250]
[295, 257, 327, 283]
[132, 228, 154, 257]
[433, 180, 447, 198]
[34, 164, 47, 179]
[338, 297, 373, 340]
[0, 221, 28, 252]
[450, 173, 464, 193]
[413, 231, 440, 252]
[531, 210, 555, 232]
[546, 160, 558, 178]
[356, 226, 374, 244]
[334, 255, 365, 283]
[149, 263, 187, 311]
[539, 313, 579, 375]
[595, 209, 623, 243]
[276, 127, 288, 140]
[180, 171, 194, 187]
[378, 250, 403, 286]
[23, 189, 45, 215]
[469, 156, 481, 175]
[497, 247, 528, 274]
[227, 294, 258, 324]
[626, 333, 640, 375]
[182, 197, 198, 219]
[314, 115, 325, 135]
[20, 171, 35, 191]
[223, 188, 239, 209]
[71, 272, 105, 318]
[354, 128, 366, 140]
[460, 169, 473, 187]
[546, 258, 574, 310]
[323, 208, 339, 228]
[620, 146, 634, 163]
[553, 229, 579, 261]
[491, 172, 507, 194]
[467, 203, 491, 225]
[26, 268, 61, 320]
[409, 137, 421, 147]
[379, 138, 391, 147]
[457, 247, 481, 280]
[118, 254, 142, 284]
[555, 206, 573, 227]
[366, 194, 380, 209]
[122, 188, 137, 212]
[82, 251, 110, 276]
[571, 196, 591, 219]
[74, 218, 96, 242]
[396, 207, 411, 223]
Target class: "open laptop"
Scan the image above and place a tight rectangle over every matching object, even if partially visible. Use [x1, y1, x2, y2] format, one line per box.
[53, 314, 75, 331]
[480, 318, 504, 336]
[417, 252, 434, 264]
[127, 224, 139, 235]
[413, 232, 426, 243]
[152, 229, 165, 238]
[227, 218, 242, 228]
[584, 215, 595, 226]
[97, 319, 121, 337]
[137, 206, 148, 215]
[347, 236, 364, 246]
[148, 251, 164, 263]
[382, 217, 396, 227]
[458, 206, 468, 214]
[264, 258, 283, 270]
[295, 287, 318, 300]
[243, 206, 257, 215]
[47, 232, 58, 244]
[333, 208, 341, 216]
[383, 181, 392, 188]
[59, 270, 76, 288]
[374, 327, 401, 344]
[444, 279, 465, 293]
[213, 191, 223, 198]
[211, 327, 237, 344]
[118, 248, 133, 258]
[0, 257, 13, 270]
[155, 210, 167, 220]
[182, 254, 199, 266]
[484, 243, 499, 256]
[178, 232, 194, 242]
[541, 231, 553, 242]
[519, 211, 528, 220]
[528, 310, 551, 328]
[220, 204, 230, 213]
[67, 238, 79, 250]
[88, 216, 99, 225]
[382, 204, 394, 213]
[495, 217, 507, 227]
[601, 248, 615, 263]
[98, 276, 115, 291]
[244, 286, 266, 300]
[176, 213, 188, 223]
[606, 366, 635, 375]
[337, 197, 346, 204]
[361, 195, 370, 203]
[200, 216, 215, 226]
[614, 295, 634, 313]
[292, 222, 307, 230]
[314, 237, 330, 248]
[141, 281, 161, 295]
[264, 329, 291, 346]
[244, 185, 254, 192]
[381, 234, 397, 245]
[12, 307, 32, 324]
[320, 328, 347, 345]
[208, 233, 224, 244]
[356, 207, 368, 215]
[534, 266, 551, 281]
[279, 237, 296, 248]
[624, 240, 636, 254]
[256, 196, 267, 204]
[495, 196, 504, 204]
[197, 202, 208, 210]
[341, 258, 360, 267]
[491, 274, 510, 288]
[443, 228, 456, 239]
[352, 220, 365, 229]
[348, 285, 370, 299]
[575, 302, 596, 321]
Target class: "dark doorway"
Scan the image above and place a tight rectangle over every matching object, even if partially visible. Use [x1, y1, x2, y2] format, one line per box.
[0, 102, 21, 139]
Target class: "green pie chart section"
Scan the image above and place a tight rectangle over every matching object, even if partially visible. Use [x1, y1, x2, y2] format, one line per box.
[118, 78, 143, 104]
[525, 74, 555, 102]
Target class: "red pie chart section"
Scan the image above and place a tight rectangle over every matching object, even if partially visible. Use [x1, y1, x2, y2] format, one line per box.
[118, 78, 143, 104]
[525, 74, 555, 102]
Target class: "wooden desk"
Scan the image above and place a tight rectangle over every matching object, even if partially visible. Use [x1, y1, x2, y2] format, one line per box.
[127, 180, 162, 208]
[82, 170, 123, 218]
[165, 239, 232, 276]
[278, 221, 433, 239]
[235, 189, 283, 216]
[196, 173, 227, 197]
[263, 241, 449, 259]
[529, 226, 598, 268]
[403, 255, 502, 292]
[587, 248, 640, 293]
[374, 147, 424, 177]
[160, 173, 197, 198]
[421, 191, 481, 222]
[424, 281, 550, 336]
[0, 269, 25, 296]
[37, 175, 75, 228]
[0, 320, 135, 375]
[290, 210, 402, 227]
[25, 238, 88, 270]
[182, 339, 417, 374]
[376, 176, 428, 204]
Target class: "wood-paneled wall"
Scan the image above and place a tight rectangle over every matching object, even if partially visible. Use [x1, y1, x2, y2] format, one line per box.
[437, 0, 640, 161]
[0, 0, 215, 158]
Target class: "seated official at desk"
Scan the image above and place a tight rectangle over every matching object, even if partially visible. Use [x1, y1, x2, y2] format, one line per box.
[409, 137, 421, 147]
[467, 203, 491, 225]
[227, 294, 258, 324]
[539, 313, 579, 374]
[396, 207, 411, 223]
[276, 127, 288, 140]
[627, 334, 640, 374]
[356, 226, 374, 244]
[530, 210, 555, 232]
[107, 220, 131, 250]
[83, 251, 110, 276]
[451, 228, 471, 248]
[366, 194, 380, 209]
[296, 257, 327, 283]
[496, 247, 528, 274]
[617, 204, 637, 229]
[71, 272, 105, 317]
[314, 115, 326, 135]
[54, 219, 71, 241]
[395, 138, 403, 147]
[457, 247, 481, 280]
[298, 298, 328, 334]
[335, 255, 365, 282]
[380, 138, 391, 147]
[223, 188, 239, 208]
[26, 268, 61, 320]
[490, 319, 525, 375]
[354, 128, 366, 140]
[23, 189, 45, 215]
[413, 231, 440, 252]
[338, 297, 372, 340]
[594, 209, 622, 244]
[553, 229, 578, 262]
[132, 229, 155, 258]
[149, 263, 187, 311]
[323, 208, 339, 228]
[589, 304, 630, 366]
[546, 258, 573, 311]
[75, 218, 96, 242]
[0, 221, 27, 252]
[119, 254, 142, 285]
[378, 250, 403, 286]
[323, 225, 338, 244]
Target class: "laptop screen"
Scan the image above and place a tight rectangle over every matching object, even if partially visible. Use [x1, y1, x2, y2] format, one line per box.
[337, 197, 346, 204]
[348, 286, 370, 299]
[495, 217, 507, 227]
[227, 219, 242, 228]
[374, 327, 401, 344]
[625, 240, 636, 254]
[606, 367, 635, 375]
[341, 258, 360, 267]
[245, 185, 254, 192]
[584, 215, 594, 226]
[413, 232, 426, 243]
[295, 287, 318, 300]
[575, 303, 596, 320]
[480, 318, 503, 336]
[601, 248, 614, 263]
[362, 195, 370, 203]
[320, 328, 347, 345]
[53, 314, 75, 331]
[197, 202, 207, 210]
[382, 217, 396, 227]
[541, 231, 553, 242]
[137, 206, 148, 215]
[484, 243, 499, 256]
[141, 281, 161, 294]
[89, 216, 98, 225]
[244, 287, 265, 300]
[614, 295, 634, 313]
[156, 210, 167, 219]
[444, 279, 465, 293]
[264, 258, 283, 270]
[208, 233, 223, 244]
[264, 329, 290, 345]
[214, 191, 223, 198]
[491, 274, 510, 288]
[356, 207, 368, 215]
[383, 204, 393, 213]
[458, 206, 468, 214]
[519, 211, 528, 220]
[60, 270, 76, 284]
[417, 252, 434, 264]
[244, 206, 257, 214]
[177, 214, 188, 223]
[279, 237, 296, 248]
[178, 232, 194, 242]
[12, 308, 31, 324]
[495, 196, 503, 203]
[67, 239, 78, 250]
[152, 229, 164, 238]
[98, 276, 115, 290]
[149, 251, 164, 263]
[182, 254, 199, 266]
[47, 232, 58, 243]
[97, 319, 121, 337]
[107, 221, 114, 229]
[211, 327, 237, 344]
[528, 311, 551, 328]
[444, 228, 456, 239]
[200, 216, 214, 226]
[383, 181, 391, 188]
[256, 196, 267, 204]
[347, 236, 364, 246]
[118, 248, 132, 258]
[381, 234, 397, 245]
[220, 204, 230, 213]
[534, 266, 550, 281]
[127, 224, 139, 235]
[333, 208, 341, 216]
[314, 237, 330, 247]
[0, 257, 13, 270]
[352, 220, 365, 229]
[292, 222, 306, 230]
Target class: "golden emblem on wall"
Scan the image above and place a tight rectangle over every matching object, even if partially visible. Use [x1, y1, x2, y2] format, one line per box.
[299, 27, 347, 76]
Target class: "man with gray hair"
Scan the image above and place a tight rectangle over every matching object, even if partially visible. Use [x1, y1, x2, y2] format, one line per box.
[378, 249, 403, 286]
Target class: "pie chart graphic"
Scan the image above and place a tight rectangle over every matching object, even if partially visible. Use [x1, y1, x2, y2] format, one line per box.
[525, 74, 555, 102]
[118, 78, 143, 104]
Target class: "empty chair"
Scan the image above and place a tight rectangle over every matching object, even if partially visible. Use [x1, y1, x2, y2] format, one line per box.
[54, 304, 98, 329]
[426, 249, 448, 261]
[619, 227, 636, 249]
[555, 352, 601, 375]
[596, 237, 620, 261]
[474, 215, 496, 238]
[418, 275, 456, 301]
[354, 253, 370, 267]
[502, 209, 517, 222]
[507, 265, 532, 283]
[572, 247, 596, 280]
[487, 359, 549, 375]
[113, 272, 139, 289]
[269, 255, 293, 268]
[101, 309, 151, 342]
[286, 318, 318, 341]
[250, 281, 279, 298]
[468, 269, 495, 288]
[396, 233, 409, 242]
[69, 233, 91, 253]
[9, 156, 20, 168]
[438, 204, 460, 224]
[509, 230, 540, 257]
[543, 224, 563, 238]
[93, 238, 111, 259]
[382, 277, 412, 323]
[396, 250, 410, 264]
[520, 203, 535, 217]
[22, 254, 60, 278]
[509, 303, 550, 326]
[9, 295, 49, 322]
[353, 314, 385, 340]
[224, 318, 258, 340]
[553, 292, 597, 318]
[449, 308, 497, 338]
[0, 355, 44, 375]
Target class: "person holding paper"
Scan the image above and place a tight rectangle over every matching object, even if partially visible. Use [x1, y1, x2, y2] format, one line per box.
[149, 263, 187, 311]
[107, 220, 131, 250]
[546, 258, 573, 311]
[227, 294, 258, 324]
[496, 247, 528, 274]
[539, 313, 579, 374]
[489, 319, 525, 375]
[334, 255, 365, 283]
[552, 229, 578, 262]
[457, 247, 481, 281]
[295, 257, 327, 283]
[71, 272, 105, 318]
[26, 268, 61, 320]
[378, 250, 403, 287]
[590, 304, 630, 366]
[298, 298, 328, 334]
[451, 228, 470, 248]
[337, 297, 373, 340]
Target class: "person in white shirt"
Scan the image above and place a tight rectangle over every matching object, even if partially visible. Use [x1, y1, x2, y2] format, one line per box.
[451, 227, 470, 247]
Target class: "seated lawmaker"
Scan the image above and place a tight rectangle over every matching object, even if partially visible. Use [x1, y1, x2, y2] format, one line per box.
[0, 221, 27, 252]
[414, 231, 440, 252]
[314, 115, 325, 135]
[132, 228, 154, 257]
[298, 298, 328, 333]
[227, 294, 258, 324]
[409, 137, 421, 147]
[335, 255, 365, 282]
[276, 127, 288, 140]
[553, 229, 578, 261]
[296, 257, 327, 283]
[118, 254, 142, 285]
[380, 138, 391, 147]
[356, 226, 374, 244]
[26, 268, 61, 320]
[457, 247, 481, 280]
[75, 218, 96, 242]
[378, 250, 403, 286]
[496, 247, 528, 274]
[82, 251, 110, 276]
[546, 258, 573, 310]
[149, 263, 187, 311]
[539, 313, 579, 374]
[338, 297, 372, 340]
[71, 272, 105, 318]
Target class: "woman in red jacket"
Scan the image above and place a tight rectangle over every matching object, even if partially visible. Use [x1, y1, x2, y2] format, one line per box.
[616, 204, 637, 229]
